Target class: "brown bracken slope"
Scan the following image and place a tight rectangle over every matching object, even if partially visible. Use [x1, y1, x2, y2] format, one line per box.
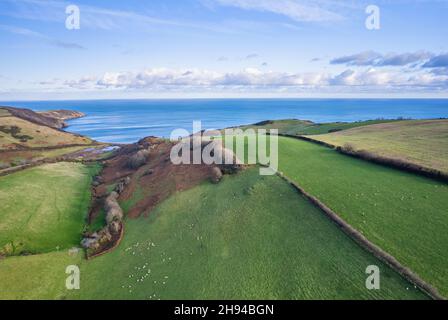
[90, 136, 240, 222]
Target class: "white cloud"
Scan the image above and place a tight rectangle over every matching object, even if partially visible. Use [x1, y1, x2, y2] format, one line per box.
[64, 76, 97, 89]
[92, 68, 331, 88]
[59, 67, 448, 93]
[246, 53, 259, 59]
[331, 51, 435, 67]
[330, 68, 399, 86]
[422, 53, 448, 68]
[210, 0, 347, 22]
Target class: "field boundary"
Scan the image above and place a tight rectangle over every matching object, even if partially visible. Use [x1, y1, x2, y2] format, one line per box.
[0, 143, 101, 153]
[0, 147, 118, 177]
[278, 133, 448, 182]
[0, 158, 90, 177]
[275, 171, 445, 300]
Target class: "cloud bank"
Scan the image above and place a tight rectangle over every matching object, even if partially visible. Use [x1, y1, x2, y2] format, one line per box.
[330, 51, 435, 67]
[61, 65, 447, 93]
[210, 0, 349, 22]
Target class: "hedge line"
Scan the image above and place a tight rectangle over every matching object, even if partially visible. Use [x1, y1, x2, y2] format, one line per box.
[279, 134, 448, 183]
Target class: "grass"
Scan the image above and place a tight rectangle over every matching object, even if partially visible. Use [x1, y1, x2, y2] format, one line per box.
[64, 168, 424, 300]
[87, 208, 106, 232]
[39, 146, 93, 158]
[0, 167, 428, 300]
[275, 136, 448, 296]
[0, 134, 444, 299]
[0, 146, 92, 167]
[0, 116, 92, 150]
[0, 162, 100, 255]
[0, 250, 82, 300]
[120, 184, 144, 214]
[311, 119, 448, 174]
[236, 119, 312, 135]
[297, 119, 399, 135]
[0, 109, 11, 117]
[236, 119, 398, 136]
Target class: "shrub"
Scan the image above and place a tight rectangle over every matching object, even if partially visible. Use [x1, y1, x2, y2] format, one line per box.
[0, 125, 33, 142]
[81, 237, 99, 250]
[254, 120, 274, 126]
[142, 169, 154, 176]
[104, 192, 123, 224]
[106, 206, 123, 224]
[108, 221, 121, 234]
[328, 128, 343, 133]
[127, 149, 150, 169]
[104, 192, 119, 210]
[0, 243, 14, 255]
[114, 176, 131, 194]
[357, 150, 376, 160]
[210, 167, 223, 184]
[342, 143, 355, 153]
[0, 162, 10, 170]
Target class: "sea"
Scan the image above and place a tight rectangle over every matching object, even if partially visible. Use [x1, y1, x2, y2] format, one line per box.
[1, 99, 447, 144]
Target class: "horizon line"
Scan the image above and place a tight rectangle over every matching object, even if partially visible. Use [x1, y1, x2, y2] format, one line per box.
[2, 97, 448, 103]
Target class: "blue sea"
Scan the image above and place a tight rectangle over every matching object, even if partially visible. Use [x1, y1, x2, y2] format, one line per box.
[2, 99, 447, 144]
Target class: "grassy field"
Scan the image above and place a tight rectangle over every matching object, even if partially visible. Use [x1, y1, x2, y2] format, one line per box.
[0, 146, 92, 168]
[310, 119, 448, 174]
[236, 119, 397, 136]
[0, 162, 100, 255]
[0, 168, 425, 299]
[0, 116, 92, 150]
[0, 109, 11, 117]
[275, 136, 448, 296]
[0, 250, 82, 300]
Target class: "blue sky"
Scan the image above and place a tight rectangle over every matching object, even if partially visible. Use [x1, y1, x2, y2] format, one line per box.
[0, 0, 447, 99]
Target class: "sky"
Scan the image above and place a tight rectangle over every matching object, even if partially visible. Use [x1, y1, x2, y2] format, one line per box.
[0, 0, 447, 100]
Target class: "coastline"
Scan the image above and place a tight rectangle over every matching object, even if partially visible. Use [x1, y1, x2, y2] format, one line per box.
[6, 99, 447, 144]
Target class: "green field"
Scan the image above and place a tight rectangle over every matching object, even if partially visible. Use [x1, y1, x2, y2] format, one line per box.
[236, 119, 397, 136]
[0, 162, 100, 255]
[1, 133, 444, 300]
[0, 109, 11, 117]
[0, 168, 425, 299]
[275, 136, 448, 296]
[0, 250, 82, 300]
[311, 119, 448, 174]
[0, 146, 93, 168]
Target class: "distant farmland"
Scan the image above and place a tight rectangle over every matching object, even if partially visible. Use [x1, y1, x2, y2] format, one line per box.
[310, 120, 448, 174]
[235, 119, 397, 136]
[0, 116, 91, 150]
